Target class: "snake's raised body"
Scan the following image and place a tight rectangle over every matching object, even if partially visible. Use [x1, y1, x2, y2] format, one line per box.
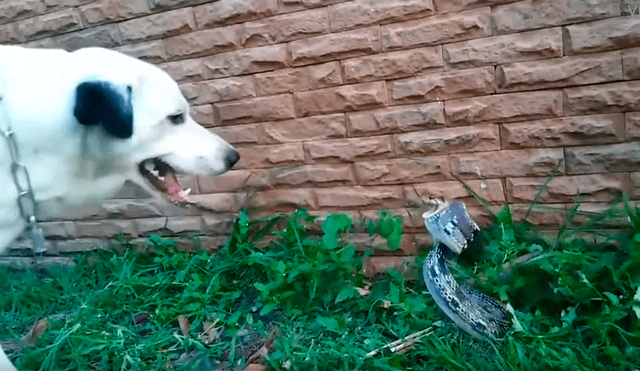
[422, 201, 510, 341]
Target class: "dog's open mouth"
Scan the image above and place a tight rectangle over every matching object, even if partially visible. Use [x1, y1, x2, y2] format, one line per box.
[138, 158, 192, 206]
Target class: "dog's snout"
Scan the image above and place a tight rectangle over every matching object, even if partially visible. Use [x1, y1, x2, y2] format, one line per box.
[225, 149, 240, 169]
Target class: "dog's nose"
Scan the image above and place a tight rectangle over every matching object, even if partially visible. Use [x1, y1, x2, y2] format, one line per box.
[225, 149, 240, 169]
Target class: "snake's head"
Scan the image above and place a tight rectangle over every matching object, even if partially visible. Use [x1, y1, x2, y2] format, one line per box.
[422, 201, 479, 255]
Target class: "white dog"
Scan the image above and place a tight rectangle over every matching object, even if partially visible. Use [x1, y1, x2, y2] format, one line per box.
[0, 46, 239, 370]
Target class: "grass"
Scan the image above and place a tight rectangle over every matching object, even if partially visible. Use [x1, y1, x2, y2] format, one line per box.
[1, 196, 640, 370]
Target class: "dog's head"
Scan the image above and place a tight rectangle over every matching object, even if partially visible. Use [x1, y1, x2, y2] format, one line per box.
[70, 47, 239, 205]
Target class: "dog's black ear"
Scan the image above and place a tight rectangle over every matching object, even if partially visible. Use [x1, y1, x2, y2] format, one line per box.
[74, 81, 133, 139]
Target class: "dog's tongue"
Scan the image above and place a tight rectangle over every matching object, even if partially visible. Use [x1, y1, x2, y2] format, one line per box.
[164, 171, 191, 204]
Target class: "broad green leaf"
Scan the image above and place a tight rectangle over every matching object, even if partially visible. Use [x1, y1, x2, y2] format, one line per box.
[335, 285, 354, 303]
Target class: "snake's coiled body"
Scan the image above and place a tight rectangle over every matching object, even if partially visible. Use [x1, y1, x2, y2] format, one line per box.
[422, 201, 510, 341]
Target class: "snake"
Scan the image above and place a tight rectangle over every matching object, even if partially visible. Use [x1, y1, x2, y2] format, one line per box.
[422, 200, 510, 341]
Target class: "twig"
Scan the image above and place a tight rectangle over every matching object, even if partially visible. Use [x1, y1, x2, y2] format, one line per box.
[365, 327, 434, 358]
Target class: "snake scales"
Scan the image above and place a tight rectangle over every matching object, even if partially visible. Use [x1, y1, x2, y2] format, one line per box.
[422, 200, 510, 341]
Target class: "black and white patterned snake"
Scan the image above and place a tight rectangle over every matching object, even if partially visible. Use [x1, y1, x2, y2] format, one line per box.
[422, 200, 510, 341]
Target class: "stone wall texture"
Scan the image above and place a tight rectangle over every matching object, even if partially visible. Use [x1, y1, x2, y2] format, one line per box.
[3, 0, 640, 271]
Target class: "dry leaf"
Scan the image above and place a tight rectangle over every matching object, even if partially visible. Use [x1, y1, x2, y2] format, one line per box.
[243, 364, 266, 371]
[246, 328, 278, 365]
[178, 315, 190, 338]
[21, 318, 48, 347]
[132, 312, 150, 327]
[200, 320, 221, 345]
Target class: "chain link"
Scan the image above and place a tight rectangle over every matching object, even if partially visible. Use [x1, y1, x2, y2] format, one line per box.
[0, 95, 46, 253]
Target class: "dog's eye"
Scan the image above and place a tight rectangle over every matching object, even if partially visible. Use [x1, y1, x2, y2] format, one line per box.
[168, 113, 185, 125]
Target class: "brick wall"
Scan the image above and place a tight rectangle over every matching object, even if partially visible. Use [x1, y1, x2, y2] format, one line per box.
[3, 0, 640, 266]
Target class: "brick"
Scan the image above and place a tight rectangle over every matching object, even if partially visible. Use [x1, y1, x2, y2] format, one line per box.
[294, 81, 387, 117]
[354, 157, 450, 185]
[190, 105, 215, 127]
[0, 0, 45, 25]
[450, 148, 564, 178]
[446, 90, 563, 126]
[364, 256, 417, 278]
[188, 193, 247, 213]
[236, 143, 305, 169]
[432, 0, 518, 13]
[406, 179, 505, 205]
[622, 47, 640, 80]
[623, 1, 640, 16]
[381, 7, 491, 51]
[41, 222, 76, 239]
[506, 174, 629, 203]
[23, 24, 122, 50]
[148, 0, 212, 10]
[329, 0, 434, 32]
[119, 8, 195, 42]
[79, 0, 150, 27]
[181, 77, 255, 105]
[215, 94, 295, 124]
[105, 199, 203, 219]
[246, 188, 317, 211]
[195, 0, 278, 28]
[0, 23, 23, 44]
[271, 164, 355, 187]
[502, 114, 625, 149]
[492, 0, 619, 35]
[160, 59, 206, 84]
[136, 218, 168, 235]
[563, 81, 640, 116]
[626, 112, 640, 140]
[19, 8, 83, 41]
[164, 25, 240, 60]
[443, 28, 562, 69]
[165, 216, 203, 234]
[632, 172, 640, 199]
[396, 124, 500, 155]
[305, 136, 394, 163]
[289, 26, 381, 67]
[564, 16, 640, 55]
[496, 51, 623, 92]
[101, 200, 173, 219]
[241, 7, 328, 47]
[209, 124, 259, 144]
[111, 180, 153, 199]
[75, 220, 137, 238]
[348, 102, 445, 136]
[261, 114, 347, 144]
[201, 214, 235, 235]
[565, 142, 640, 174]
[198, 169, 272, 193]
[44, 0, 100, 9]
[316, 186, 404, 209]
[388, 66, 495, 104]
[278, 0, 347, 13]
[342, 46, 443, 84]
[570, 202, 634, 229]
[254, 62, 342, 96]
[508, 203, 566, 228]
[115, 40, 166, 64]
[54, 239, 108, 253]
[202, 44, 289, 79]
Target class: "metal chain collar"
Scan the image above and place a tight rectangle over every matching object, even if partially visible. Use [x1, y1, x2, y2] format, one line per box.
[0, 95, 46, 253]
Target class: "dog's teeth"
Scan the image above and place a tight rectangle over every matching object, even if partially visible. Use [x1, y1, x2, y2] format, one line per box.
[183, 188, 191, 196]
